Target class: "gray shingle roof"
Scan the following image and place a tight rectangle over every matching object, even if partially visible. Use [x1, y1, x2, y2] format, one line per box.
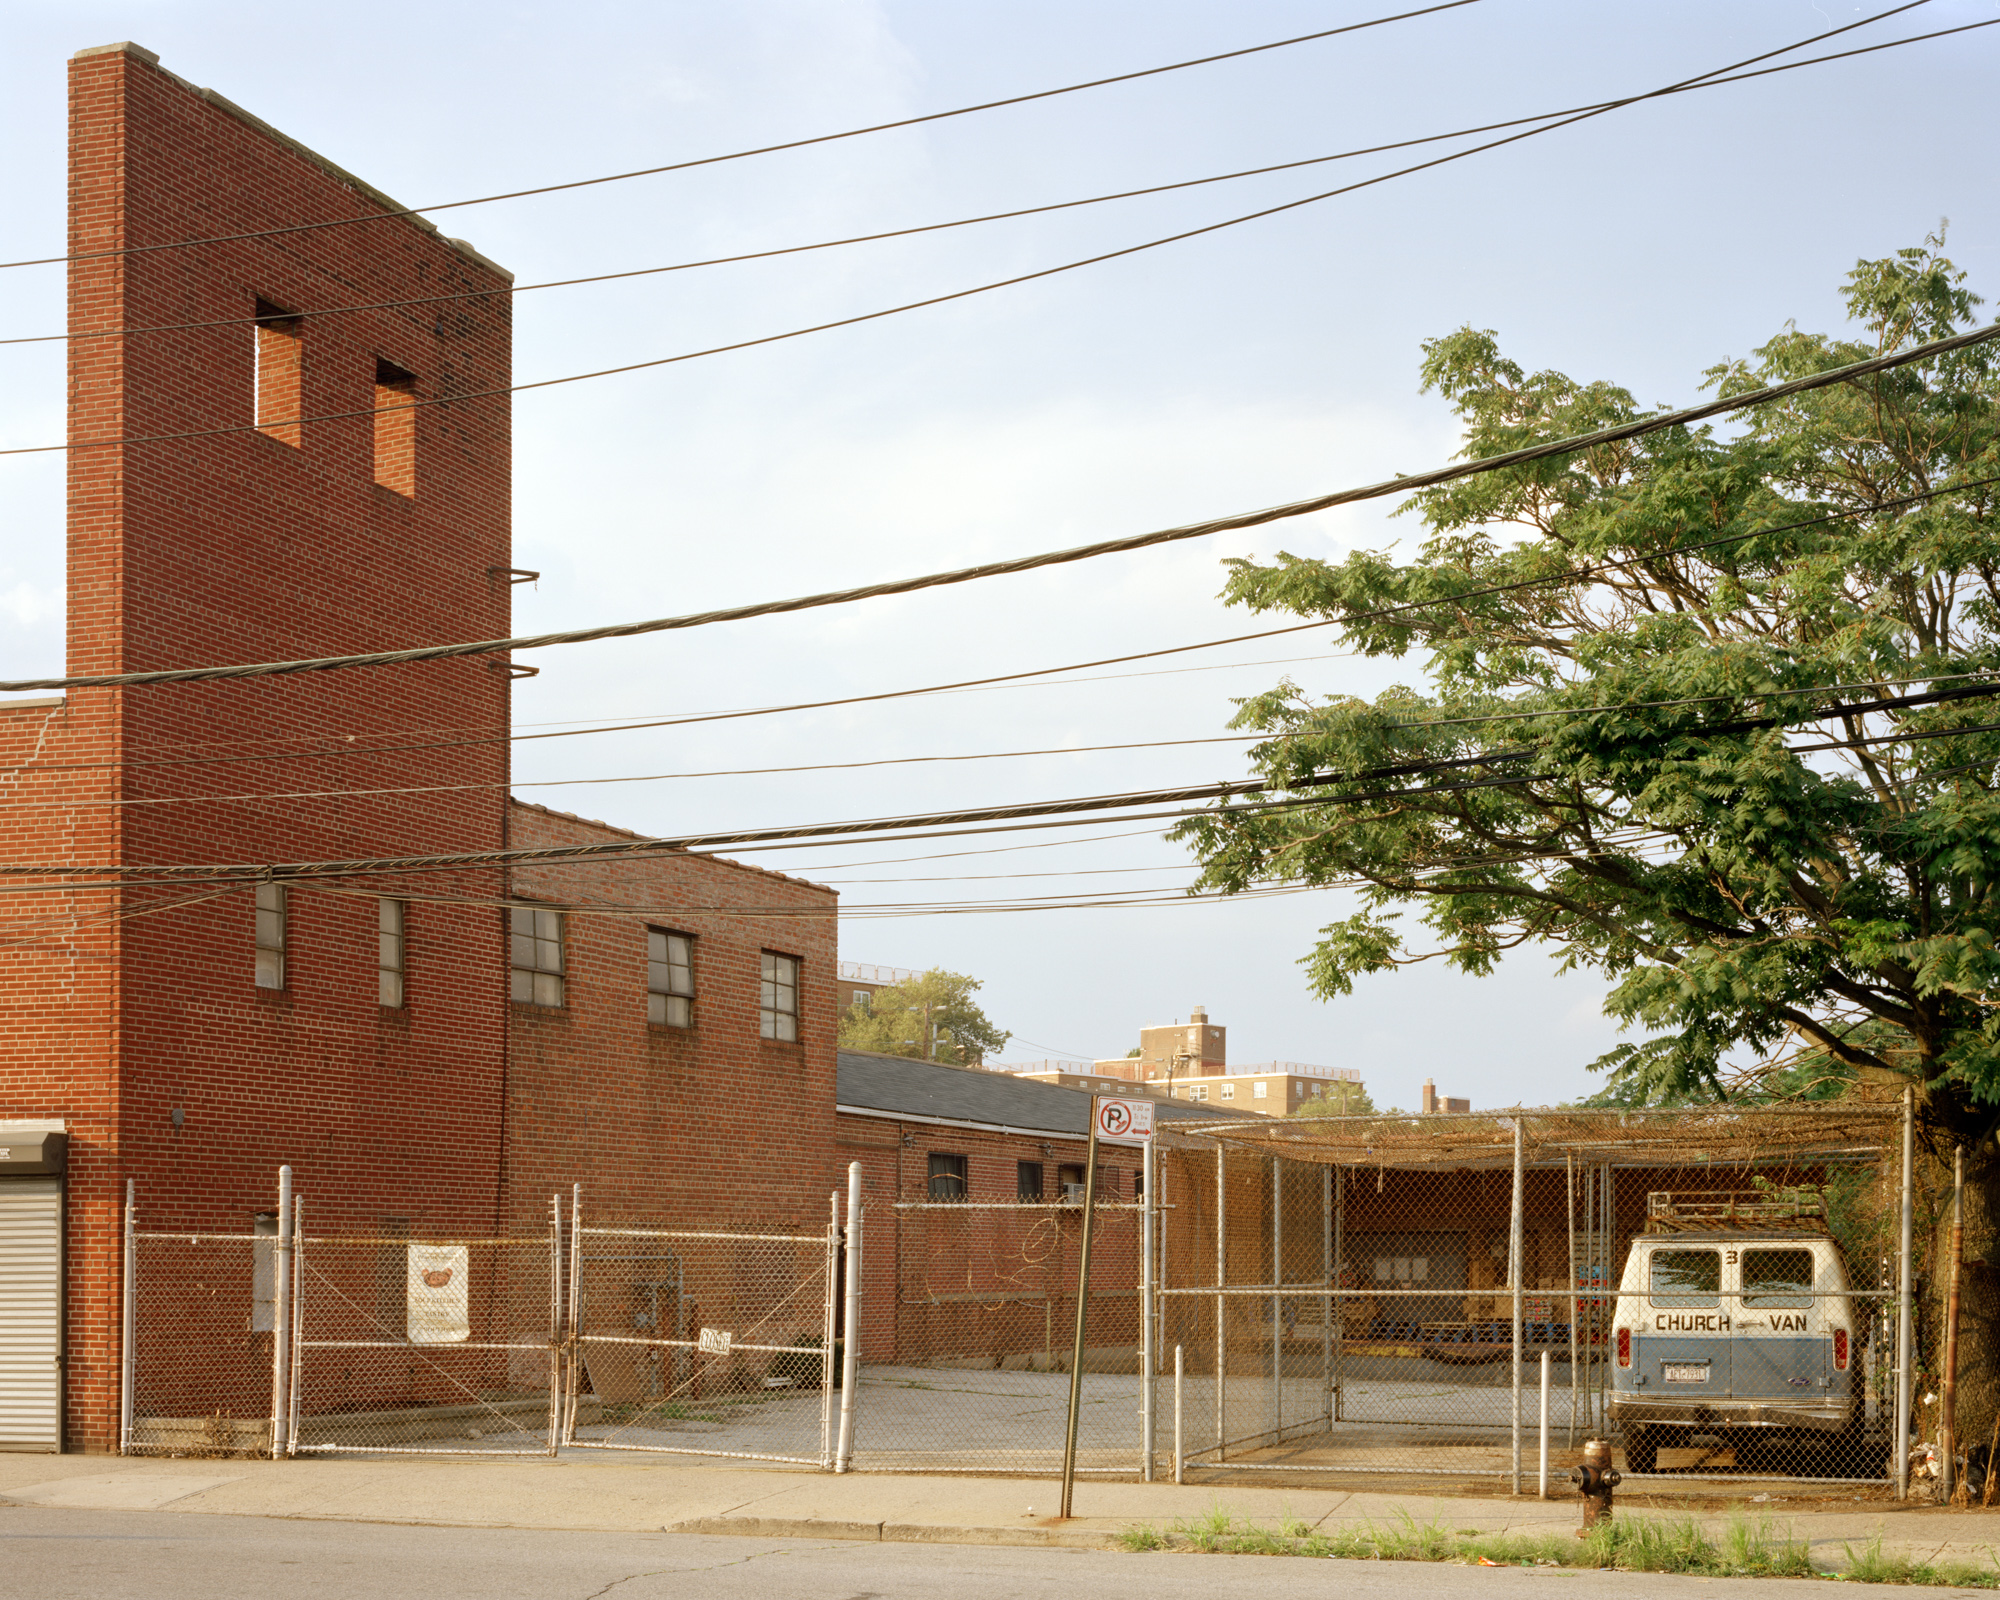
[836, 1049, 1253, 1135]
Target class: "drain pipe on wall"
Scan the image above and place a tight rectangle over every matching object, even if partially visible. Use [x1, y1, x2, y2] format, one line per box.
[835, 1161, 863, 1472]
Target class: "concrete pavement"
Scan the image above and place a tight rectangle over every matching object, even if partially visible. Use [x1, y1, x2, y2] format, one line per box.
[0, 1451, 1994, 1575]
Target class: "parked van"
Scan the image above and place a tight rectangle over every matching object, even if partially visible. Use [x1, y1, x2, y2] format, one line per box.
[1608, 1192, 1858, 1472]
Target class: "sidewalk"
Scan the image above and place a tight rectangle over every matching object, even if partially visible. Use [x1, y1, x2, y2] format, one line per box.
[1, 1451, 1994, 1572]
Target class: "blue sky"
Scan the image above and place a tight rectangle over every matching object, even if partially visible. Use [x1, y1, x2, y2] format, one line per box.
[3, 1, 1996, 1106]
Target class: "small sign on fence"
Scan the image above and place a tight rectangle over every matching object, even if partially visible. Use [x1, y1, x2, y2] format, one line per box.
[697, 1327, 733, 1357]
[406, 1243, 470, 1344]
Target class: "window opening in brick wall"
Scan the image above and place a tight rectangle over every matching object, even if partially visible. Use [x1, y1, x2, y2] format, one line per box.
[1252, 1081, 1267, 1099]
[253, 299, 302, 447]
[510, 905, 565, 1007]
[372, 357, 416, 496]
[851, 989, 871, 1011]
[1219, 1083, 1235, 1099]
[1057, 1163, 1085, 1202]
[1016, 1161, 1044, 1201]
[647, 929, 694, 1027]
[378, 898, 406, 1009]
[927, 1152, 967, 1202]
[254, 882, 286, 989]
[760, 951, 799, 1041]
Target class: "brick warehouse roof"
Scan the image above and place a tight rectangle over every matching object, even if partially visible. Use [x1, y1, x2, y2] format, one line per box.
[836, 1048, 1250, 1138]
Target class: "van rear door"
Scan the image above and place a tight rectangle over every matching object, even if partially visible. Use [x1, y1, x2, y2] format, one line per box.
[1638, 1246, 1731, 1399]
[1732, 1245, 1825, 1403]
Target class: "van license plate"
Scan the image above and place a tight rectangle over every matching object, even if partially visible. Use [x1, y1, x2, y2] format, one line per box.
[1663, 1364, 1710, 1383]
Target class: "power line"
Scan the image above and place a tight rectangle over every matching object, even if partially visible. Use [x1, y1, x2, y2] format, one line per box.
[7, 351, 1993, 698]
[0, 732, 1268, 812]
[0, 5, 1947, 469]
[10, 18, 1976, 350]
[4, 5, 1488, 273]
[17, 677, 2000, 881]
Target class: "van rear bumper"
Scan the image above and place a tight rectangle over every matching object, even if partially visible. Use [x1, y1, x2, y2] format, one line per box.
[1608, 1396, 1852, 1434]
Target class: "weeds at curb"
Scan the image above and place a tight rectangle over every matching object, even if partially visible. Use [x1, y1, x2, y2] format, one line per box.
[1115, 1506, 2000, 1586]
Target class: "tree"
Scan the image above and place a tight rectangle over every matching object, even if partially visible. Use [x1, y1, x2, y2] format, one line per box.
[1176, 238, 2000, 1430]
[1292, 1080, 1379, 1117]
[838, 968, 1010, 1065]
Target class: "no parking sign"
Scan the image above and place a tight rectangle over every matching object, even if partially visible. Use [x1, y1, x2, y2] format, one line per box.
[1093, 1096, 1154, 1146]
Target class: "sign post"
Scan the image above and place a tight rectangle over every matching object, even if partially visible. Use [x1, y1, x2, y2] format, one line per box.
[1059, 1095, 1154, 1518]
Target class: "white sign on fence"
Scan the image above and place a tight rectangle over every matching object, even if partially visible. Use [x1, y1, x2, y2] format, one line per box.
[697, 1326, 733, 1357]
[1094, 1096, 1155, 1146]
[406, 1243, 469, 1344]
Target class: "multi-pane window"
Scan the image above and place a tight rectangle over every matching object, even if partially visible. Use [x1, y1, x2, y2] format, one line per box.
[254, 882, 286, 989]
[1016, 1161, 1044, 1202]
[510, 905, 565, 1006]
[378, 899, 406, 1008]
[1252, 1081, 1267, 1099]
[927, 1153, 967, 1202]
[760, 951, 799, 1041]
[647, 929, 694, 1026]
[1219, 1083, 1235, 1099]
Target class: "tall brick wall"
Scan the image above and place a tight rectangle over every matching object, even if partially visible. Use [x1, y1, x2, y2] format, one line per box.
[2, 42, 516, 1449]
[505, 803, 843, 1233]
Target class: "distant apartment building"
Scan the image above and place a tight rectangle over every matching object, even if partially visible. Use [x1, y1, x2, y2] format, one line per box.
[1420, 1079, 1472, 1114]
[838, 961, 919, 1013]
[988, 1003, 1364, 1118]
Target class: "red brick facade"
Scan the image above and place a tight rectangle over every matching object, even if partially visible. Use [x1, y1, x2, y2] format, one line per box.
[0, 44, 845, 1451]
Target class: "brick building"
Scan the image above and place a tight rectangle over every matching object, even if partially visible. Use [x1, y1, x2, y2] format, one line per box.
[0, 43, 842, 1453]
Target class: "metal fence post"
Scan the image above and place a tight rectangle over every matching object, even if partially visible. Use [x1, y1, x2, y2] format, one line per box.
[1174, 1342, 1184, 1484]
[270, 1165, 293, 1459]
[1270, 1153, 1282, 1446]
[1566, 1152, 1578, 1446]
[1141, 1134, 1156, 1481]
[564, 1183, 582, 1445]
[1510, 1115, 1525, 1495]
[821, 1188, 840, 1470]
[119, 1179, 135, 1456]
[547, 1193, 563, 1456]
[1333, 1161, 1344, 1423]
[1215, 1142, 1226, 1460]
[287, 1194, 303, 1455]
[1896, 1085, 1915, 1499]
[836, 1161, 863, 1472]
[1321, 1162, 1332, 1430]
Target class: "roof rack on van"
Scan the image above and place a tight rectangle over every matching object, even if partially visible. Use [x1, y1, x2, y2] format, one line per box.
[1644, 1190, 1829, 1234]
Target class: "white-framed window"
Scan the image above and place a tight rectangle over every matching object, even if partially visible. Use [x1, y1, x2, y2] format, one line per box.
[510, 905, 565, 1007]
[1188, 1085, 1208, 1102]
[378, 898, 405, 1008]
[760, 951, 799, 1041]
[255, 882, 286, 989]
[1253, 1081, 1268, 1099]
[851, 989, 871, 1010]
[647, 929, 694, 1026]
[1219, 1083, 1235, 1100]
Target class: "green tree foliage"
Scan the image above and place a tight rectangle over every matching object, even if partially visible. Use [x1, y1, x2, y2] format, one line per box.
[1176, 237, 2000, 1140]
[1292, 1080, 1379, 1117]
[837, 968, 1010, 1064]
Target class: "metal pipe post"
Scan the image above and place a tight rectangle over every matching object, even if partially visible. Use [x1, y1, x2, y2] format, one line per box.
[1215, 1143, 1226, 1459]
[836, 1161, 864, 1472]
[1321, 1163, 1332, 1430]
[821, 1189, 840, 1469]
[287, 1195, 304, 1454]
[119, 1179, 135, 1455]
[1896, 1086, 1915, 1499]
[1174, 1343, 1185, 1484]
[1141, 1134, 1156, 1481]
[1510, 1115, 1525, 1495]
[1334, 1163, 1344, 1422]
[1059, 1104, 1103, 1519]
[564, 1183, 582, 1444]
[547, 1193, 563, 1455]
[1942, 1144, 1965, 1499]
[1269, 1155, 1282, 1444]
[269, 1166, 292, 1459]
[1566, 1153, 1579, 1447]
[1538, 1349, 1551, 1499]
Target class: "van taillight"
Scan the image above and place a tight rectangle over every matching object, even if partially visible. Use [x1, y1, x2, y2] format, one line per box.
[1617, 1327, 1631, 1368]
[1835, 1329, 1849, 1370]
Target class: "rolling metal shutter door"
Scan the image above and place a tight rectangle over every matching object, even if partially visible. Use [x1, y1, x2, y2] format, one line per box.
[0, 1179, 61, 1451]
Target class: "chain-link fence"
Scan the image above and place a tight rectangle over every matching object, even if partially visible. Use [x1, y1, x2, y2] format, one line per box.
[1154, 1105, 1914, 1491]
[847, 1195, 1145, 1474]
[561, 1199, 842, 1467]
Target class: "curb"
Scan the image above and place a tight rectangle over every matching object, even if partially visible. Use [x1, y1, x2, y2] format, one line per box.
[668, 1515, 1122, 1550]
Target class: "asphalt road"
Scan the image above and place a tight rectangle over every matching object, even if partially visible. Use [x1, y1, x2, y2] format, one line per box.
[0, 1507, 1964, 1600]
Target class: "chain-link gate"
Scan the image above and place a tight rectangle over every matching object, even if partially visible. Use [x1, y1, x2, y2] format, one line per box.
[288, 1203, 562, 1456]
[560, 1194, 842, 1467]
[848, 1195, 1144, 1474]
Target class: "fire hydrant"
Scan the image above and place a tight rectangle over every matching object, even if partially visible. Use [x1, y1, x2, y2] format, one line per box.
[1570, 1437, 1620, 1534]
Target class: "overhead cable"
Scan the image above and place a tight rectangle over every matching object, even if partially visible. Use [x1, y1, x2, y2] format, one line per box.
[15, 678, 1999, 881]
[2, 2, 1485, 272]
[9, 17, 1977, 349]
[0, 4, 1947, 467]
[6, 343, 1995, 698]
